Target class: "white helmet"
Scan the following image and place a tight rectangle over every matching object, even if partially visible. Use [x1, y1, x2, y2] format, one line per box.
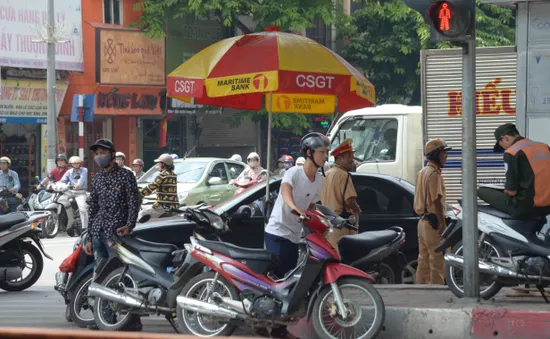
[296, 157, 306, 166]
[230, 154, 242, 162]
[68, 156, 82, 164]
[115, 152, 126, 160]
[247, 152, 260, 161]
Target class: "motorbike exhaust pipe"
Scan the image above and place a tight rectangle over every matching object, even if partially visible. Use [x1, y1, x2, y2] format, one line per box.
[88, 282, 144, 308]
[176, 295, 242, 319]
[445, 253, 550, 281]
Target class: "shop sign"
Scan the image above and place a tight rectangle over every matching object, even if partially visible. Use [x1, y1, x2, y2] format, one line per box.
[0, 0, 83, 71]
[266, 93, 336, 114]
[168, 98, 221, 115]
[447, 78, 516, 116]
[95, 89, 164, 115]
[96, 28, 166, 86]
[0, 79, 68, 124]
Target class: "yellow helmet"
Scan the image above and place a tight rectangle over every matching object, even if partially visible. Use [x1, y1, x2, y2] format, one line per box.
[0, 156, 11, 165]
[424, 139, 451, 156]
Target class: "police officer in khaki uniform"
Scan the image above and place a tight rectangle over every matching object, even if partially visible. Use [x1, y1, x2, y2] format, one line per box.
[414, 139, 451, 285]
[320, 138, 361, 253]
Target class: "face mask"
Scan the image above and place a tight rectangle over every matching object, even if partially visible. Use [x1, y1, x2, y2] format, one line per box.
[283, 162, 292, 169]
[95, 154, 112, 168]
[248, 160, 258, 168]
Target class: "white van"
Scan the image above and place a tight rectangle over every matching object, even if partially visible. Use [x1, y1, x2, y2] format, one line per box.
[327, 104, 423, 184]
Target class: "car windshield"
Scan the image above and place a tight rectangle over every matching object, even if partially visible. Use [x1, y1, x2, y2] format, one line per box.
[138, 161, 208, 184]
[331, 117, 398, 163]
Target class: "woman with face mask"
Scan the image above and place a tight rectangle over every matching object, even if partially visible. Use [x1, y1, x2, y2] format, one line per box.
[237, 152, 265, 181]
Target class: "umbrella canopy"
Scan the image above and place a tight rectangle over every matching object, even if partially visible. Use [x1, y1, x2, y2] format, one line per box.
[167, 27, 375, 113]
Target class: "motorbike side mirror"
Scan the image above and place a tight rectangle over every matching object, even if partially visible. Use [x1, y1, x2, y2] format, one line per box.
[138, 214, 151, 223]
[233, 205, 252, 221]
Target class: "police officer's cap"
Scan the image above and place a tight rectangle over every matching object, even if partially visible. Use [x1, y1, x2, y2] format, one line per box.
[424, 139, 451, 156]
[90, 138, 116, 153]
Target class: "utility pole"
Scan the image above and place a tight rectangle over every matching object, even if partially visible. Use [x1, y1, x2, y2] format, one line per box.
[460, 11, 479, 299]
[46, 0, 57, 172]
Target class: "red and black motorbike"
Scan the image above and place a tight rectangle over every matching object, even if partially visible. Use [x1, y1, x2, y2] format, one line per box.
[175, 206, 385, 339]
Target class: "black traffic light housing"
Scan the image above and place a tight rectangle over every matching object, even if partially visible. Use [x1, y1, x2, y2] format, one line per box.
[404, 0, 475, 44]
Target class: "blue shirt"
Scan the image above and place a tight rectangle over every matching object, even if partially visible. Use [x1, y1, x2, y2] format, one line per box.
[0, 169, 21, 193]
[60, 167, 88, 190]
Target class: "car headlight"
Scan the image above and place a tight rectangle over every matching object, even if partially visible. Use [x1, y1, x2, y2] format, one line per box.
[178, 191, 189, 203]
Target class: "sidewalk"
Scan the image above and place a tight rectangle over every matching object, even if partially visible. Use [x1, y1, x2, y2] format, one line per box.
[289, 284, 550, 339]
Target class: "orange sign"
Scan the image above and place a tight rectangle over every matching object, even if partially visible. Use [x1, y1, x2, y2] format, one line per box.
[447, 78, 516, 116]
[97, 28, 166, 86]
[205, 71, 278, 97]
[266, 93, 336, 114]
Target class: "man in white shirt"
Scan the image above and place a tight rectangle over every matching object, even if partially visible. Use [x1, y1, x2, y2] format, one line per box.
[264, 132, 329, 278]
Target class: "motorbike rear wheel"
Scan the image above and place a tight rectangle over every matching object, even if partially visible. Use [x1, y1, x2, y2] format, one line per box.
[446, 239, 503, 300]
[176, 271, 238, 337]
[312, 278, 385, 339]
[0, 242, 44, 292]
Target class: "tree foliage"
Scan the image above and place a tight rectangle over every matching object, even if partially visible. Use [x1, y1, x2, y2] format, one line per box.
[339, 0, 516, 105]
[133, 0, 342, 37]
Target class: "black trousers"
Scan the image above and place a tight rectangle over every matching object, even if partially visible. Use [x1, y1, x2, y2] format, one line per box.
[477, 187, 550, 219]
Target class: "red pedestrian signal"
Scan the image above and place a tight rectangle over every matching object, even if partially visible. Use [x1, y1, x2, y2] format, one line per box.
[438, 3, 452, 31]
[428, 0, 473, 39]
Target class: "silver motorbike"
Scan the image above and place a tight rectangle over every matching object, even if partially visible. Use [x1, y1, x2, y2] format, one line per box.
[43, 182, 86, 238]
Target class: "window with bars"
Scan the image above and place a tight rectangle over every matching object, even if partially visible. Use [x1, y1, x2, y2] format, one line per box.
[104, 0, 122, 25]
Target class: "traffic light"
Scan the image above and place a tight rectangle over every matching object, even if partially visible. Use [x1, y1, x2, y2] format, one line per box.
[405, 0, 475, 43]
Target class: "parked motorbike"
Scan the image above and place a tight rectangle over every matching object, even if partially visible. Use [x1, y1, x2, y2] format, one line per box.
[26, 177, 58, 238]
[86, 221, 191, 331]
[0, 186, 25, 215]
[437, 198, 550, 301]
[313, 205, 406, 284]
[175, 205, 385, 338]
[0, 210, 53, 291]
[55, 229, 95, 327]
[45, 181, 85, 238]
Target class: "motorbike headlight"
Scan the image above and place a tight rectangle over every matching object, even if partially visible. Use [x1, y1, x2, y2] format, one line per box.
[319, 217, 332, 229]
[178, 191, 189, 203]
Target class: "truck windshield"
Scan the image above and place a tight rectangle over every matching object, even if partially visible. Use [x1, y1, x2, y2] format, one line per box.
[330, 117, 398, 163]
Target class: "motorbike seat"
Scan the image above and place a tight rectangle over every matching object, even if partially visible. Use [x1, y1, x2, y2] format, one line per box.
[0, 212, 28, 231]
[477, 204, 546, 234]
[198, 239, 274, 261]
[338, 230, 398, 253]
[122, 236, 178, 254]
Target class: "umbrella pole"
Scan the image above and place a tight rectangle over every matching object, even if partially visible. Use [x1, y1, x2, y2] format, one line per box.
[265, 92, 273, 202]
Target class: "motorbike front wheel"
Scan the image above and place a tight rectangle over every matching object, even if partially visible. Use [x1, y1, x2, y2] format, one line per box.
[44, 212, 60, 239]
[312, 278, 385, 339]
[69, 273, 95, 328]
[176, 271, 238, 337]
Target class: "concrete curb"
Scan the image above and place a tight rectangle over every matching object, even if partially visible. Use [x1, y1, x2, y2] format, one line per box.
[288, 305, 550, 339]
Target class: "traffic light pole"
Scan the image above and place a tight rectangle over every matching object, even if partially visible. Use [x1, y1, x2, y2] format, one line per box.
[461, 29, 479, 299]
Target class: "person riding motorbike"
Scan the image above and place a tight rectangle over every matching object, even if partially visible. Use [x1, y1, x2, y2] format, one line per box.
[138, 153, 179, 220]
[478, 123, 550, 219]
[115, 152, 132, 172]
[236, 152, 265, 181]
[0, 156, 22, 213]
[59, 156, 89, 229]
[38, 154, 69, 189]
[274, 155, 294, 176]
[131, 159, 145, 181]
[263, 132, 328, 339]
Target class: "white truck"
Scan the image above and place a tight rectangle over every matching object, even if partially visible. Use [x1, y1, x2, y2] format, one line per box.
[327, 46, 517, 203]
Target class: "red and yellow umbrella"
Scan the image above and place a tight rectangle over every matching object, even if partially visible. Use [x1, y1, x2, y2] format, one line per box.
[166, 27, 375, 197]
[167, 26, 375, 113]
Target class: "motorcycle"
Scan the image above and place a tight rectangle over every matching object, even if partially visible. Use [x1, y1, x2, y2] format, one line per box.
[230, 169, 268, 196]
[175, 206, 386, 339]
[0, 210, 53, 291]
[26, 176, 58, 238]
[313, 205, 406, 284]
[0, 186, 25, 214]
[55, 229, 95, 328]
[86, 216, 193, 331]
[436, 198, 550, 300]
[45, 181, 85, 238]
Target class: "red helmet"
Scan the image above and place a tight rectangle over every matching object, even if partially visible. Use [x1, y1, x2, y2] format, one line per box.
[278, 155, 294, 163]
